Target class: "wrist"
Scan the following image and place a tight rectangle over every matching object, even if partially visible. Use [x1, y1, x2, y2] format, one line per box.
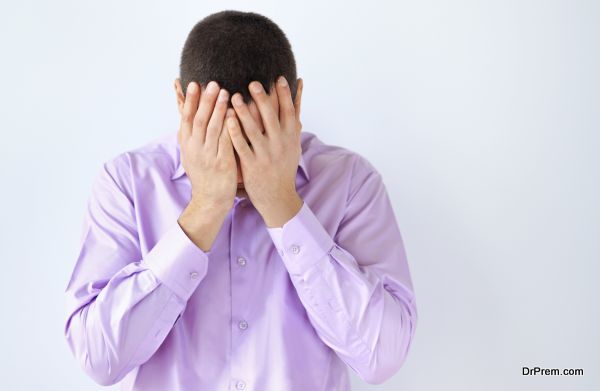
[178, 201, 230, 251]
[261, 191, 303, 228]
[188, 196, 232, 215]
[182, 200, 229, 225]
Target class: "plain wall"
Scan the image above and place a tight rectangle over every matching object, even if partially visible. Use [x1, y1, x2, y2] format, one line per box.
[0, 0, 598, 390]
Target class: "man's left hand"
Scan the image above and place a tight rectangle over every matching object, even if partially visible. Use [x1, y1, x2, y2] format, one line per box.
[227, 76, 304, 228]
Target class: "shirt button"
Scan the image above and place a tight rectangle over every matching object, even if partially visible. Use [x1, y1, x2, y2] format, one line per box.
[236, 380, 246, 390]
[189, 271, 199, 279]
[237, 257, 247, 267]
[238, 320, 248, 330]
[291, 245, 300, 254]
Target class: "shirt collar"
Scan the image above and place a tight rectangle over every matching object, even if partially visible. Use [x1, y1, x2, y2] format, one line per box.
[170, 134, 310, 181]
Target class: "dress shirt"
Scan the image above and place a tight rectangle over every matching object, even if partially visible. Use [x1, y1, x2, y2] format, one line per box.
[63, 129, 418, 391]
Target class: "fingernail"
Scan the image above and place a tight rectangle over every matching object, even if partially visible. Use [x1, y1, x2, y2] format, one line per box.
[207, 81, 219, 94]
[232, 94, 243, 106]
[188, 82, 197, 93]
[278, 76, 287, 87]
[218, 89, 229, 102]
[250, 81, 263, 93]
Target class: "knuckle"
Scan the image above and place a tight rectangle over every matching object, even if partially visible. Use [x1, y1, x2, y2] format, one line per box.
[226, 118, 237, 131]
[285, 105, 296, 118]
[215, 158, 228, 171]
[268, 109, 279, 121]
[257, 92, 268, 102]
[193, 116, 206, 129]
[181, 111, 193, 123]
[206, 123, 217, 135]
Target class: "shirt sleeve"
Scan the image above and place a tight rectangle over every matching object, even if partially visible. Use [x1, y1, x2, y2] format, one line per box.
[266, 161, 418, 385]
[63, 158, 210, 386]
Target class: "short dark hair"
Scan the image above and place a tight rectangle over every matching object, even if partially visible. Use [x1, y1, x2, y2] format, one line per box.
[179, 10, 298, 105]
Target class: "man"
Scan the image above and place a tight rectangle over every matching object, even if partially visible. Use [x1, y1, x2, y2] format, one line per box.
[64, 10, 417, 391]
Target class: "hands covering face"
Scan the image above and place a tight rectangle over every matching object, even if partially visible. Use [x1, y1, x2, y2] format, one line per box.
[176, 75, 304, 227]
[226, 76, 304, 219]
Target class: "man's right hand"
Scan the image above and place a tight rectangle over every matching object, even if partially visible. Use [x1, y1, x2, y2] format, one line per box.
[176, 80, 237, 251]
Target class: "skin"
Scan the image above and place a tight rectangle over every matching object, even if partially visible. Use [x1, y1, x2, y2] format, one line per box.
[174, 76, 305, 251]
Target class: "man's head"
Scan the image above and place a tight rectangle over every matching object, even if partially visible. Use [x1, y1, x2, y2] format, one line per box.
[173, 10, 300, 196]
[174, 10, 298, 111]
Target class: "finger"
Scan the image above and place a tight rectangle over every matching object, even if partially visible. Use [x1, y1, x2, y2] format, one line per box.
[248, 81, 280, 137]
[231, 92, 265, 151]
[181, 81, 200, 140]
[226, 109, 254, 161]
[294, 78, 303, 119]
[217, 110, 234, 159]
[192, 80, 220, 143]
[205, 88, 230, 156]
[275, 76, 296, 132]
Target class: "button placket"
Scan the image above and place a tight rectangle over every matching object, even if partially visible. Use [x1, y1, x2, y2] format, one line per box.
[230, 202, 253, 391]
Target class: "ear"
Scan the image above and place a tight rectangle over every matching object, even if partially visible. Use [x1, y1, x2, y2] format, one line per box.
[174, 78, 185, 116]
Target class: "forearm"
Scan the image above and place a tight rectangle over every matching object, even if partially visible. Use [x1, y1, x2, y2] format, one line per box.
[65, 265, 186, 386]
[267, 201, 418, 385]
[65, 220, 211, 386]
[287, 244, 417, 384]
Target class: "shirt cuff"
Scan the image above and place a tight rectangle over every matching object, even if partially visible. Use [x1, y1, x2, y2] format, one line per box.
[144, 221, 210, 301]
[266, 201, 335, 277]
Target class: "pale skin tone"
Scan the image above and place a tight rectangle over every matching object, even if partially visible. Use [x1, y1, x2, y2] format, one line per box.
[173, 76, 305, 251]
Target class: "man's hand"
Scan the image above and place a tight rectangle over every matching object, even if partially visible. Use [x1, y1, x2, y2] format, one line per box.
[226, 76, 305, 228]
[178, 80, 237, 208]
[177, 80, 237, 251]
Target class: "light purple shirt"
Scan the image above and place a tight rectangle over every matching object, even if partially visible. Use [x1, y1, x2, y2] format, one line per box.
[63, 130, 418, 390]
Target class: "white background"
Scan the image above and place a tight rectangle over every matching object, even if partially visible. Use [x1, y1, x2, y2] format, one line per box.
[0, 1, 598, 390]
